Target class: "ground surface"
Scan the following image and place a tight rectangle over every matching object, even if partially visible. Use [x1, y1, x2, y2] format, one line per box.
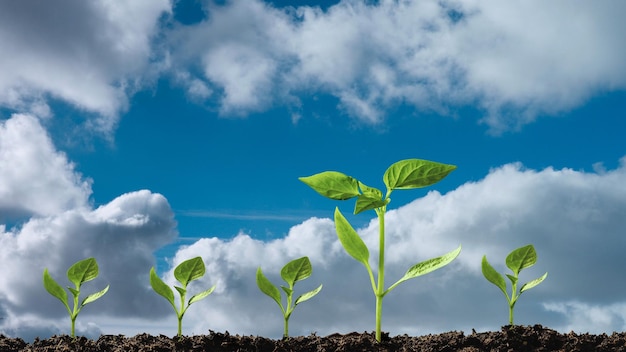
[1, 325, 626, 351]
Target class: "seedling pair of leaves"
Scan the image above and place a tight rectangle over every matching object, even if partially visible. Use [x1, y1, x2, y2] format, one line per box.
[257, 256, 322, 338]
[150, 256, 215, 336]
[300, 158, 462, 342]
[482, 244, 548, 325]
[43, 257, 109, 337]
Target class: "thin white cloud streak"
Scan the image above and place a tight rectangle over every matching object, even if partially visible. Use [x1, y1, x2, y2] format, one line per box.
[171, 0, 626, 132]
[178, 209, 317, 222]
[0, 0, 171, 134]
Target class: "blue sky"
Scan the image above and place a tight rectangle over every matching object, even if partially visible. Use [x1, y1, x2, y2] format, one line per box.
[1, 0, 626, 341]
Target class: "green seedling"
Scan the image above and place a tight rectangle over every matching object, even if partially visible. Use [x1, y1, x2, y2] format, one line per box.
[150, 256, 216, 337]
[43, 257, 109, 338]
[300, 158, 461, 342]
[482, 244, 548, 325]
[256, 256, 322, 339]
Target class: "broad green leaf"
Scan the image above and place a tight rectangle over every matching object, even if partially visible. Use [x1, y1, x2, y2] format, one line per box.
[43, 269, 70, 311]
[189, 285, 215, 305]
[280, 256, 312, 287]
[506, 245, 537, 275]
[299, 172, 360, 200]
[174, 256, 206, 287]
[334, 207, 370, 266]
[520, 272, 548, 294]
[388, 245, 461, 293]
[67, 257, 99, 288]
[150, 267, 176, 309]
[81, 285, 109, 306]
[481, 256, 508, 297]
[383, 159, 456, 191]
[256, 267, 283, 308]
[354, 195, 388, 215]
[295, 284, 323, 305]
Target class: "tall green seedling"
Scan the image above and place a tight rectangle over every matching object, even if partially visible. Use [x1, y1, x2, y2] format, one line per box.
[43, 257, 109, 337]
[150, 256, 216, 336]
[256, 256, 322, 339]
[300, 158, 461, 342]
[482, 244, 548, 325]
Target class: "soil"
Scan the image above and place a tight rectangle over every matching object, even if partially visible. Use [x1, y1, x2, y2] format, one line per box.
[1, 325, 626, 351]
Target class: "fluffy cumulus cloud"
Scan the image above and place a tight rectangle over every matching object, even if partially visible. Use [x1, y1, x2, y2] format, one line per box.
[155, 157, 626, 338]
[0, 0, 171, 133]
[171, 0, 626, 132]
[0, 114, 177, 341]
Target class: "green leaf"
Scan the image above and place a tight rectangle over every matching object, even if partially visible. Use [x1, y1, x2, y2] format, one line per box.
[506, 274, 518, 286]
[67, 257, 99, 288]
[334, 207, 370, 267]
[175, 286, 186, 297]
[68, 287, 79, 298]
[43, 269, 70, 311]
[81, 285, 109, 306]
[150, 267, 176, 309]
[281, 286, 293, 296]
[295, 284, 323, 305]
[299, 172, 360, 200]
[506, 245, 537, 275]
[256, 267, 283, 308]
[280, 256, 312, 287]
[520, 272, 548, 294]
[481, 256, 508, 297]
[354, 195, 388, 215]
[174, 256, 206, 287]
[383, 159, 456, 191]
[388, 245, 461, 293]
[358, 181, 382, 199]
[189, 285, 215, 305]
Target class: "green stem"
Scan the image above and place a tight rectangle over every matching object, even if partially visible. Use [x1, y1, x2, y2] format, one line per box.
[284, 317, 289, 339]
[375, 208, 386, 342]
[71, 316, 76, 338]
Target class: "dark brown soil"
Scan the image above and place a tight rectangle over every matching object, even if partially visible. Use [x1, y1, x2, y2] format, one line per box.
[2, 325, 626, 351]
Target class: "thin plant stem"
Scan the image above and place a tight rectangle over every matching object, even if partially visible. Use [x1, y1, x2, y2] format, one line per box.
[375, 208, 386, 342]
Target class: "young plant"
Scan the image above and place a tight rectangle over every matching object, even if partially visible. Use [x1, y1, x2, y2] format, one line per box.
[42, 257, 109, 338]
[481, 244, 548, 325]
[300, 158, 461, 342]
[150, 256, 216, 337]
[256, 256, 322, 339]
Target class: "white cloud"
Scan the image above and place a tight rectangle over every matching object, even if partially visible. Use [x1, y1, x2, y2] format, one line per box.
[171, 0, 626, 132]
[0, 0, 171, 133]
[0, 114, 92, 220]
[0, 115, 177, 341]
[3, 0, 623, 133]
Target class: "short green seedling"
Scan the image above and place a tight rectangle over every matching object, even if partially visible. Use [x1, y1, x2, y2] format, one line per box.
[482, 244, 548, 325]
[256, 256, 322, 339]
[150, 256, 216, 337]
[43, 257, 109, 338]
[300, 158, 461, 342]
